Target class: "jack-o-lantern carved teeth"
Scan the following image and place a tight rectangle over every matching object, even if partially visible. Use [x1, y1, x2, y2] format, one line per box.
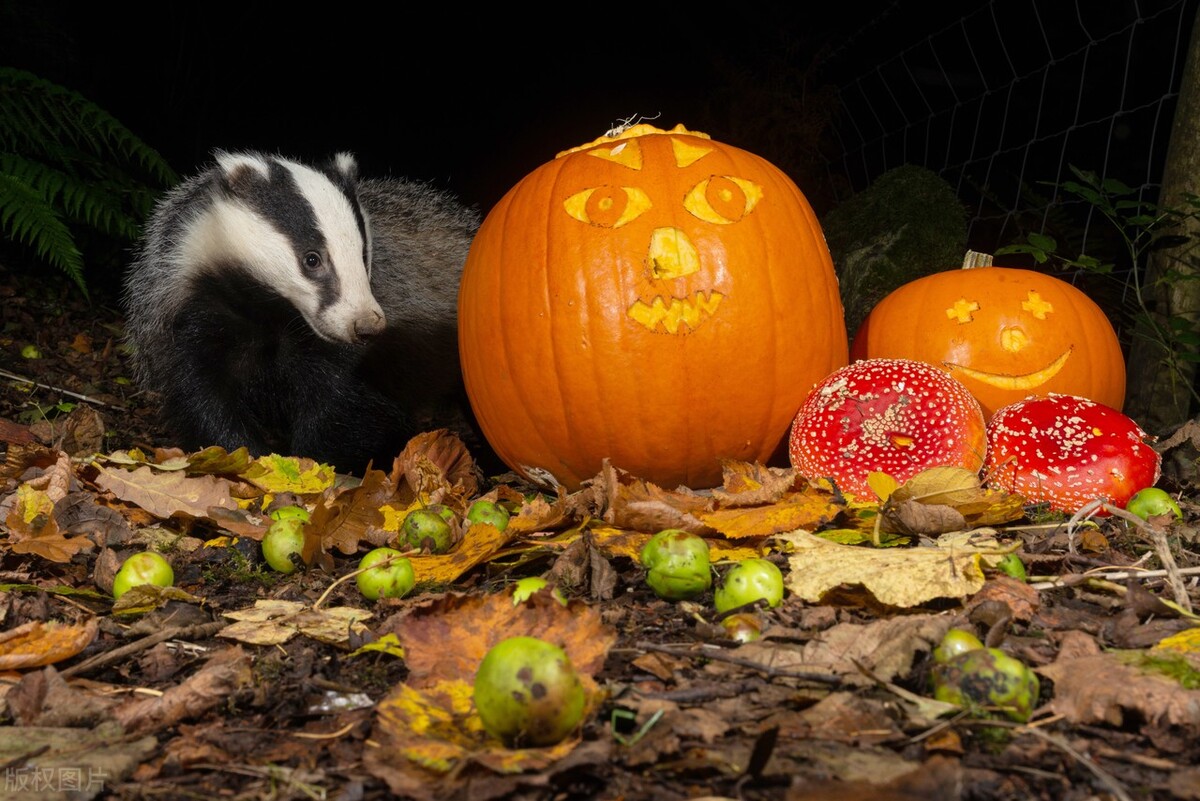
[628, 292, 724, 334]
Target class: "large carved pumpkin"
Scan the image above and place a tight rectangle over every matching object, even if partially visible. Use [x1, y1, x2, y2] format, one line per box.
[458, 124, 848, 491]
[850, 263, 1126, 420]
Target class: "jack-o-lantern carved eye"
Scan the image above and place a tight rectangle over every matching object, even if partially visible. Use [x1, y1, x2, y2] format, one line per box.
[563, 186, 652, 229]
[684, 176, 763, 224]
[945, 290, 1056, 325]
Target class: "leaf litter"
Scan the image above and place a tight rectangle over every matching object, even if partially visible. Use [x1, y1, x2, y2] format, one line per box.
[2, 283, 1200, 801]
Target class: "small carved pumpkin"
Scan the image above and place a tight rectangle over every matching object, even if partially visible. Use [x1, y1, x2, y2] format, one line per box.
[850, 263, 1126, 420]
[458, 124, 848, 491]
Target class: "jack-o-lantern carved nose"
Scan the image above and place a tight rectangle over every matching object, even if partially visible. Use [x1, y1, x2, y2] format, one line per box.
[646, 227, 700, 280]
[1000, 326, 1030, 353]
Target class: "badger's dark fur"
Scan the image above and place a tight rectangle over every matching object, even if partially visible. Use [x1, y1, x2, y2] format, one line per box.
[122, 151, 480, 473]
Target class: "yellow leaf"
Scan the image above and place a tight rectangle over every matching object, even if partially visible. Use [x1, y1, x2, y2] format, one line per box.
[780, 529, 987, 607]
[240, 454, 336, 494]
[350, 632, 406, 660]
[1153, 627, 1200, 654]
[867, 471, 899, 503]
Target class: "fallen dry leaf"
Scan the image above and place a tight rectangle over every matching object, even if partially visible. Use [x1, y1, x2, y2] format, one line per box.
[0, 619, 99, 670]
[93, 464, 240, 519]
[780, 529, 989, 607]
[219, 600, 372, 647]
[1039, 650, 1200, 745]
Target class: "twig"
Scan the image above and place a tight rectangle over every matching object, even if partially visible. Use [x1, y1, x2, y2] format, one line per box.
[0, 368, 124, 410]
[1030, 565, 1200, 591]
[61, 620, 226, 678]
[634, 640, 842, 685]
[1061, 499, 1193, 613]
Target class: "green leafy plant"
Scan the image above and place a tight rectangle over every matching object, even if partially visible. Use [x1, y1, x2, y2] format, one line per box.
[998, 165, 1200, 408]
[0, 66, 177, 296]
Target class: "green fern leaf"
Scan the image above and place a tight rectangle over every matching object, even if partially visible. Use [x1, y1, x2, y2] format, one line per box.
[0, 174, 87, 296]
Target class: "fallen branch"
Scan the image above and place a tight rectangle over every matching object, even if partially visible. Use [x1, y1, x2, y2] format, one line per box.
[0, 368, 124, 410]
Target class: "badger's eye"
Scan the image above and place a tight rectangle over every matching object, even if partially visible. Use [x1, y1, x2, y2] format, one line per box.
[302, 251, 323, 273]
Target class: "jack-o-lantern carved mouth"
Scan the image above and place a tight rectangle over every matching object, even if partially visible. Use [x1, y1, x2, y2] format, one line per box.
[945, 347, 1072, 390]
[628, 291, 724, 334]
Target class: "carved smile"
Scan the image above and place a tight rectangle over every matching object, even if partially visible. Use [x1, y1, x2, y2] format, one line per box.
[627, 291, 724, 334]
[945, 347, 1072, 390]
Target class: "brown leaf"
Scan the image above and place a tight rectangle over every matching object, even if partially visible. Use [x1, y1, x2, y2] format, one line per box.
[710, 460, 799, 506]
[596, 460, 715, 536]
[310, 467, 391, 556]
[391, 429, 480, 499]
[112, 646, 254, 735]
[0, 619, 99, 670]
[388, 590, 616, 689]
[881, 500, 966, 536]
[93, 463, 239, 519]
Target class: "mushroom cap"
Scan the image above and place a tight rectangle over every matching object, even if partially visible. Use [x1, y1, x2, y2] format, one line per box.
[983, 393, 1160, 513]
[788, 358, 987, 499]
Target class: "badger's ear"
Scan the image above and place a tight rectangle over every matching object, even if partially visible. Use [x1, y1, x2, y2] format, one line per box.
[215, 151, 272, 193]
[331, 152, 358, 181]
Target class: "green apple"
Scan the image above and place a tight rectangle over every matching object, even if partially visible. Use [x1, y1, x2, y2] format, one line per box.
[112, 551, 174, 599]
[401, 508, 455, 553]
[713, 558, 784, 613]
[356, 547, 415, 600]
[262, 517, 306, 573]
[933, 628, 985, 664]
[639, 529, 712, 600]
[467, 499, 510, 531]
[1125, 487, 1182, 520]
[473, 636, 586, 747]
[931, 647, 1040, 723]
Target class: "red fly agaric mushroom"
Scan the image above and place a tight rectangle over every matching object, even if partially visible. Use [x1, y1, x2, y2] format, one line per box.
[788, 358, 988, 499]
[983, 393, 1161, 514]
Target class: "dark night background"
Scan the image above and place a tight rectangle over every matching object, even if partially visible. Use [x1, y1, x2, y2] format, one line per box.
[1, 1, 941, 223]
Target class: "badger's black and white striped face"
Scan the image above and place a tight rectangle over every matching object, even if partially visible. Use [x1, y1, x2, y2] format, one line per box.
[180, 151, 385, 344]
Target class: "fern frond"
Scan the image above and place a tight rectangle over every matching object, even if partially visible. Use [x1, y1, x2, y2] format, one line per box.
[0, 173, 87, 296]
[0, 67, 177, 186]
[0, 67, 179, 294]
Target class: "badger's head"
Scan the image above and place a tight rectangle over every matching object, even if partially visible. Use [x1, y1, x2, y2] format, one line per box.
[182, 150, 385, 344]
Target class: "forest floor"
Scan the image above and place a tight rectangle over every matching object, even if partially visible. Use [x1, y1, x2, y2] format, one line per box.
[1, 260, 1200, 801]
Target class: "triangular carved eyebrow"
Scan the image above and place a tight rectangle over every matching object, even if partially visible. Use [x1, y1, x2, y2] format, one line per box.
[587, 139, 643, 169]
[672, 137, 713, 167]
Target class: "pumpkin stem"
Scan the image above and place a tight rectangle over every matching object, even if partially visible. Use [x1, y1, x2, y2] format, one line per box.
[962, 251, 995, 269]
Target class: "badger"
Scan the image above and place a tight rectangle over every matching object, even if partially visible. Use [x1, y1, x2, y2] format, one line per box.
[121, 150, 481, 473]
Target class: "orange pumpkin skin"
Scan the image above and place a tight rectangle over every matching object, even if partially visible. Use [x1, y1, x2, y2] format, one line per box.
[458, 124, 848, 491]
[849, 267, 1126, 420]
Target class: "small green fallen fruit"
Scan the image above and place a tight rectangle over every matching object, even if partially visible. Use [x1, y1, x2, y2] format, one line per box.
[20, 344, 41, 359]
[995, 553, 1027, 581]
[1125, 487, 1182, 520]
[511, 576, 567, 606]
[269, 505, 311, 523]
[931, 646, 1040, 722]
[720, 612, 763, 643]
[262, 517, 307, 573]
[933, 628, 985, 664]
[640, 529, 712, 600]
[473, 635, 586, 747]
[467, 499, 510, 531]
[401, 507, 455, 553]
[356, 547, 415, 600]
[112, 551, 174, 599]
[713, 558, 784, 613]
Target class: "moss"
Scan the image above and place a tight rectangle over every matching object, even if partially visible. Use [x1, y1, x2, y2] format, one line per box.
[821, 165, 968, 335]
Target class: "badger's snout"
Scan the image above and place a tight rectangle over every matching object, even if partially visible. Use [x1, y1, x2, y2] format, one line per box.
[352, 308, 387, 343]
